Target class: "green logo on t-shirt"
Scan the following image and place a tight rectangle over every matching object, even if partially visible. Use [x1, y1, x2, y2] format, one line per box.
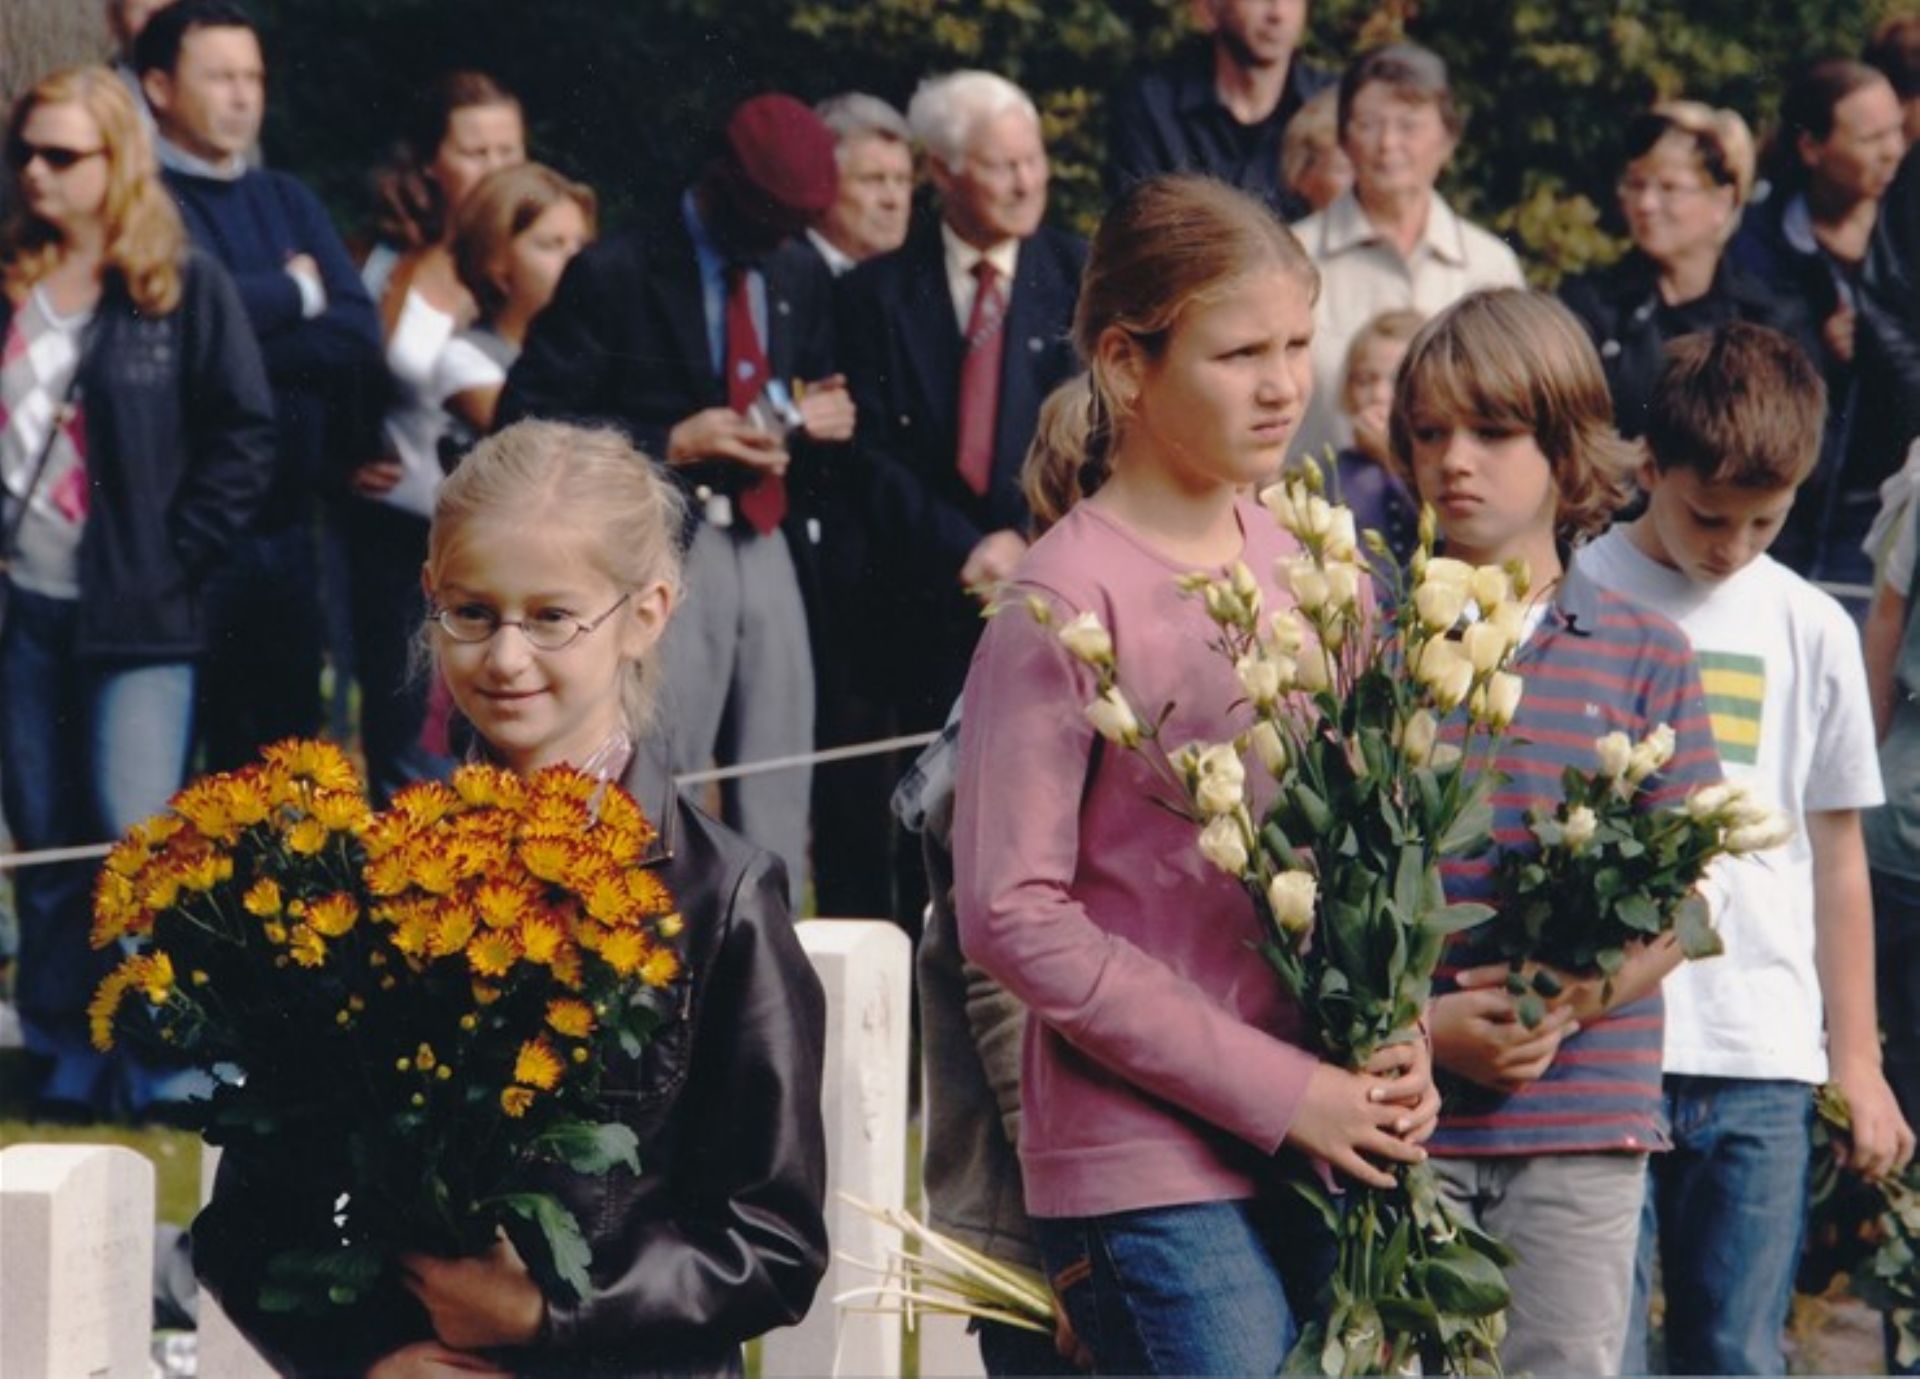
[1697, 649, 1764, 766]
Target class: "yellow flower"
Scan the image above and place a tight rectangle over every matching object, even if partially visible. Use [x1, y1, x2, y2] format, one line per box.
[311, 791, 371, 834]
[288, 925, 328, 968]
[532, 794, 591, 831]
[414, 1043, 438, 1072]
[263, 739, 361, 792]
[599, 928, 647, 976]
[140, 953, 176, 1003]
[597, 787, 656, 845]
[550, 944, 584, 990]
[141, 869, 182, 912]
[88, 962, 140, 1050]
[519, 910, 565, 966]
[640, 948, 681, 989]
[178, 852, 227, 893]
[545, 998, 595, 1039]
[390, 781, 460, 830]
[104, 836, 152, 880]
[467, 930, 520, 979]
[531, 766, 596, 804]
[286, 817, 329, 856]
[500, 1086, 535, 1118]
[242, 877, 283, 917]
[359, 814, 414, 861]
[519, 837, 574, 884]
[172, 779, 239, 842]
[626, 871, 674, 917]
[223, 776, 272, 827]
[306, 892, 359, 938]
[429, 905, 478, 958]
[91, 871, 142, 946]
[656, 913, 683, 940]
[363, 850, 411, 898]
[583, 873, 632, 925]
[453, 763, 526, 811]
[407, 849, 461, 896]
[391, 907, 433, 958]
[475, 881, 533, 931]
[514, 1037, 564, 1091]
[263, 920, 289, 944]
[472, 981, 502, 1005]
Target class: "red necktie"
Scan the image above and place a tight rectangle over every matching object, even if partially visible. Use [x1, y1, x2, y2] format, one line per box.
[955, 258, 1006, 498]
[726, 264, 786, 535]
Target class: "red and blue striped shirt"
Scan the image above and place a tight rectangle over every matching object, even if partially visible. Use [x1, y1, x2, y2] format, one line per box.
[1430, 563, 1721, 1158]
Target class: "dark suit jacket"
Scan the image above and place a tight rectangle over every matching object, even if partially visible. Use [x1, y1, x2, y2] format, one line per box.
[836, 220, 1086, 725]
[495, 212, 841, 612]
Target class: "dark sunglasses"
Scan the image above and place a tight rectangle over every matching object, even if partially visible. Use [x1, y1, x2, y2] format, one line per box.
[6, 141, 106, 173]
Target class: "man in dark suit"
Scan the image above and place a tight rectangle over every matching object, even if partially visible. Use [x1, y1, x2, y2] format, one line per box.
[1107, 0, 1332, 218]
[497, 94, 853, 906]
[839, 70, 1086, 735]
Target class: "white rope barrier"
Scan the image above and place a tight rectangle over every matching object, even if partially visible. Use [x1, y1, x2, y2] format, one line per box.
[0, 730, 941, 874]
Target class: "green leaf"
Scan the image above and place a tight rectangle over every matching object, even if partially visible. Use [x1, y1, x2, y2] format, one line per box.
[1426, 902, 1493, 935]
[1284, 1176, 1342, 1235]
[1413, 1245, 1511, 1316]
[1284, 1320, 1330, 1375]
[1439, 795, 1495, 856]
[1615, 893, 1659, 933]
[497, 1192, 594, 1302]
[1292, 783, 1336, 838]
[1674, 894, 1723, 960]
[533, 1120, 641, 1176]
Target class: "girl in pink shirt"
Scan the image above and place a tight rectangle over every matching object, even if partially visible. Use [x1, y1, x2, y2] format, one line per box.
[953, 174, 1436, 1376]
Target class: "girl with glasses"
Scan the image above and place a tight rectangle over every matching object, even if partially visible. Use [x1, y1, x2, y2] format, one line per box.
[0, 66, 273, 1123]
[195, 419, 830, 1378]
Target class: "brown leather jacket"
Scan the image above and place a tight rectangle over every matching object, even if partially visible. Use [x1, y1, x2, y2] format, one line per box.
[193, 743, 829, 1376]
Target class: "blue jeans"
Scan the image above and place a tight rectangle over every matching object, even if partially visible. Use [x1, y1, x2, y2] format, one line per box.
[1034, 1197, 1323, 1376]
[0, 585, 200, 1114]
[1626, 1076, 1812, 1375]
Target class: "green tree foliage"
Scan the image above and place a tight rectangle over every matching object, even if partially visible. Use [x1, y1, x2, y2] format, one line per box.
[233, 0, 1907, 277]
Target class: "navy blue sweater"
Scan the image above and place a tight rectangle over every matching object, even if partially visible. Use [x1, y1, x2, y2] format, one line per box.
[162, 164, 384, 526]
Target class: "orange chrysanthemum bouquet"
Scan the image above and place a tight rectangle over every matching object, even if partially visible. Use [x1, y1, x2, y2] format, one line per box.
[90, 740, 683, 1315]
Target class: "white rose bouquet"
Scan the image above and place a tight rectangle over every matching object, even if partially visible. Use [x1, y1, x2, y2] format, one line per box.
[1487, 727, 1791, 1026]
[1037, 462, 1531, 1376]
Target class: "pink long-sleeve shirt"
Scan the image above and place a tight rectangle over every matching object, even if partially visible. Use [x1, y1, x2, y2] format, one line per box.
[954, 498, 1319, 1219]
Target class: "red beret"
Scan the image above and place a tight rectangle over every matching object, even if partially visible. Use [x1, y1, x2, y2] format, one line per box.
[725, 94, 839, 218]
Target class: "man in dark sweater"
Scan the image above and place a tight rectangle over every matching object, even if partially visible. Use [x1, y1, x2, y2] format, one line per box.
[1107, 0, 1332, 218]
[137, 0, 383, 769]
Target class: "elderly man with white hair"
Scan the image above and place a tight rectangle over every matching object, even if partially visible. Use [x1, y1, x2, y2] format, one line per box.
[838, 69, 1085, 735]
[807, 92, 914, 275]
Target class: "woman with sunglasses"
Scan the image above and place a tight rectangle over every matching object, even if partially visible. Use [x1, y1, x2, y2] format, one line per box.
[1560, 101, 1815, 440]
[0, 67, 273, 1122]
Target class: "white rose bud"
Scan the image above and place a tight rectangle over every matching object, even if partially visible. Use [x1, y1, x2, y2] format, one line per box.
[1399, 708, 1438, 765]
[1084, 688, 1142, 747]
[1471, 564, 1512, 611]
[1430, 743, 1464, 769]
[1414, 579, 1469, 631]
[1237, 651, 1285, 708]
[1625, 723, 1677, 784]
[1686, 783, 1734, 820]
[1024, 594, 1053, 627]
[1297, 645, 1334, 694]
[1324, 559, 1362, 611]
[1231, 560, 1260, 601]
[1325, 507, 1360, 562]
[1193, 743, 1248, 817]
[1286, 557, 1330, 612]
[1594, 731, 1633, 779]
[1267, 609, 1306, 656]
[1299, 494, 1335, 540]
[1488, 598, 1527, 650]
[1461, 620, 1509, 675]
[1250, 719, 1289, 776]
[1417, 639, 1474, 711]
[1057, 610, 1114, 667]
[1720, 781, 1774, 827]
[1482, 671, 1523, 729]
[1198, 814, 1250, 875]
[1259, 481, 1300, 532]
[1267, 870, 1318, 936]
[1727, 814, 1793, 854]
[1561, 804, 1598, 849]
[1423, 556, 1475, 592]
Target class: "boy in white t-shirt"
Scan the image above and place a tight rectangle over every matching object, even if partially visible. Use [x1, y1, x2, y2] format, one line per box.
[1578, 322, 1915, 1375]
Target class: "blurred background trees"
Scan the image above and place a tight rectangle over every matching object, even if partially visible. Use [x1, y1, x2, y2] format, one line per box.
[4, 0, 1910, 280]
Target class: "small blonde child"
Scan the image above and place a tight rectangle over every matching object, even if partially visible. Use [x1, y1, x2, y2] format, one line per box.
[1332, 307, 1423, 565]
[1392, 289, 1723, 1376]
[955, 175, 1437, 1376]
[196, 421, 829, 1379]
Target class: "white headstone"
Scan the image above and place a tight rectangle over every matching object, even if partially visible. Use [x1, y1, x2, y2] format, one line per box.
[195, 1147, 277, 1379]
[763, 920, 912, 1379]
[0, 1144, 153, 1379]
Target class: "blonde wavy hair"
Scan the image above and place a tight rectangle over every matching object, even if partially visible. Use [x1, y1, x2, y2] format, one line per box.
[2, 67, 185, 315]
[1390, 289, 1637, 547]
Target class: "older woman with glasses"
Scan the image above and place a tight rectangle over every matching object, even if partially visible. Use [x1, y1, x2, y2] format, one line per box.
[1289, 42, 1525, 461]
[1560, 101, 1814, 440]
[0, 67, 273, 1122]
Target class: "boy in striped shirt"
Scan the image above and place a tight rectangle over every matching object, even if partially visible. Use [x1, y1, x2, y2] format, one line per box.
[1578, 323, 1913, 1375]
[1391, 290, 1723, 1376]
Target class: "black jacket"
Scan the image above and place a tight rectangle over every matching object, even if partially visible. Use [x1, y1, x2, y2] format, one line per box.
[0, 250, 276, 658]
[1558, 249, 1817, 439]
[494, 212, 842, 615]
[1861, 143, 1920, 460]
[835, 220, 1086, 726]
[193, 742, 830, 1377]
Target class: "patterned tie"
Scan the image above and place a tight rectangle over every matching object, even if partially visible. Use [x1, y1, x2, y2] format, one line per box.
[955, 258, 1006, 498]
[725, 263, 786, 535]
